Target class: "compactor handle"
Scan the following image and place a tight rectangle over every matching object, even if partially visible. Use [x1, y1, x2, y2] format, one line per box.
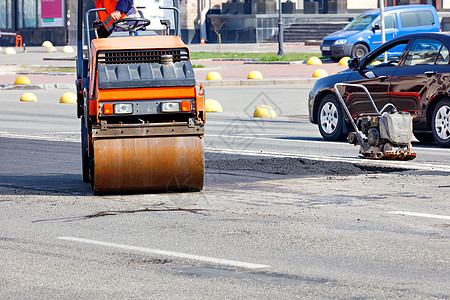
[333, 82, 379, 152]
[334, 83, 380, 115]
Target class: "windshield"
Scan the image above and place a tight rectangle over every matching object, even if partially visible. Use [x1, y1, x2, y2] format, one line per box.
[343, 14, 377, 31]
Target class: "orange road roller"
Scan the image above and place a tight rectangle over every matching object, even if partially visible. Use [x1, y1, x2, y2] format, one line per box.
[76, 2, 205, 194]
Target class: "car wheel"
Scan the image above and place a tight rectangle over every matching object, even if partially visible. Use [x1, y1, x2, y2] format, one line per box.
[317, 94, 346, 141]
[352, 44, 368, 59]
[413, 132, 435, 144]
[432, 99, 450, 147]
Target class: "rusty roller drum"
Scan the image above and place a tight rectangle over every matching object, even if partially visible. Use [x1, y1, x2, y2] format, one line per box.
[91, 135, 204, 194]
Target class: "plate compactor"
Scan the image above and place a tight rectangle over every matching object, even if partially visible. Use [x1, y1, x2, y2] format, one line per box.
[334, 83, 416, 160]
[76, 2, 205, 194]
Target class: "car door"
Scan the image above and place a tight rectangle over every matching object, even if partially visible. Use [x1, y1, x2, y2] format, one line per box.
[368, 14, 399, 49]
[389, 37, 449, 117]
[344, 38, 410, 117]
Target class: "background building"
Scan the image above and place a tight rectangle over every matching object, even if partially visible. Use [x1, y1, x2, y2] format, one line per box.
[0, 0, 449, 46]
[0, 0, 67, 46]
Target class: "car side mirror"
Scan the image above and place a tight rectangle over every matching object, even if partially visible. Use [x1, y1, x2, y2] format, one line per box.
[348, 57, 360, 70]
[372, 23, 380, 32]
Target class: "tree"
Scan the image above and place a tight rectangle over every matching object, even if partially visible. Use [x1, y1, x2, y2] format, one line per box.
[210, 17, 226, 54]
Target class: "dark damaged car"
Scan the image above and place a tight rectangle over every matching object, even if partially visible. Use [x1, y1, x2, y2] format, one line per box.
[309, 32, 450, 147]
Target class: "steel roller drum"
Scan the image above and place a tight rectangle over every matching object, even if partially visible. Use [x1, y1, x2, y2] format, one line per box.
[92, 135, 204, 194]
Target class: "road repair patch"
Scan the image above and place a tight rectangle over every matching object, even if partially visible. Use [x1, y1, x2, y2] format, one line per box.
[205, 157, 409, 176]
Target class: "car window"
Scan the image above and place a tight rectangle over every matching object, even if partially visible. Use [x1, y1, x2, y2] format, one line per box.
[404, 38, 448, 66]
[400, 10, 434, 28]
[343, 14, 377, 31]
[436, 46, 449, 65]
[365, 41, 408, 69]
[385, 14, 396, 29]
[373, 14, 396, 30]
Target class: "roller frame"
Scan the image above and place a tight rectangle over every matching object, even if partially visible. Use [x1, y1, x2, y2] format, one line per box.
[76, 0, 206, 194]
[91, 121, 204, 138]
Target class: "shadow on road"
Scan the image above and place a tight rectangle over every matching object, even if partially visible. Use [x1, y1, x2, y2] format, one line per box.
[0, 174, 92, 196]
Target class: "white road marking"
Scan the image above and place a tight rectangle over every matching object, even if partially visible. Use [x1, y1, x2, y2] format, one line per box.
[2, 132, 450, 172]
[207, 133, 450, 153]
[51, 131, 79, 134]
[58, 236, 271, 269]
[387, 211, 450, 220]
[207, 133, 343, 146]
[235, 133, 292, 136]
[0, 132, 79, 143]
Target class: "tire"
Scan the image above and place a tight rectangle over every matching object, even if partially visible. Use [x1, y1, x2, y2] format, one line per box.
[330, 56, 340, 62]
[432, 99, 450, 147]
[413, 132, 435, 144]
[81, 117, 90, 182]
[89, 140, 96, 192]
[317, 94, 346, 141]
[351, 44, 369, 59]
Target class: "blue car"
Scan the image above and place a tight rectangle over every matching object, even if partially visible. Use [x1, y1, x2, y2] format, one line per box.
[321, 5, 441, 61]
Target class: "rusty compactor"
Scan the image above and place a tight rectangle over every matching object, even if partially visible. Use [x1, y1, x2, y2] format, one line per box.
[76, 2, 205, 194]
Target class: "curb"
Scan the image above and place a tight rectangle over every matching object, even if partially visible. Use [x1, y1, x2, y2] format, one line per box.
[16, 72, 75, 76]
[43, 57, 76, 61]
[212, 58, 260, 61]
[243, 61, 304, 65]
[198, 78, 318, 86]
[0, 83, 74, 90]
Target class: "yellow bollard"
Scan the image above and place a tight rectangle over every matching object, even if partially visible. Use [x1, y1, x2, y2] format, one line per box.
[312, 69, 328, 78]
[206, 71, 222, 80]
[62, 45, 75, 53]
[205, 99, 223, 112]
[306, 56, 322, 65]
[4, 47, 16, 55]
[338, 57, 351, 66]
[253, 105, 276, 118]
[46, 46, 57, 53]
[60, 92, 77, 104]
[15, 76, 31, 85]
[20, 93, 37, 102]
[247, 70, 263, 79]
[42, 41, 53, 47]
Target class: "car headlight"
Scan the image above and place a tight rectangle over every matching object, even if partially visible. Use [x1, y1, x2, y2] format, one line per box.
[335, 39, 347, 45]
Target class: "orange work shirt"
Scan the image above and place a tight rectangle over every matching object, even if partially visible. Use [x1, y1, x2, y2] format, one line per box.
[95, 0, 126, 30]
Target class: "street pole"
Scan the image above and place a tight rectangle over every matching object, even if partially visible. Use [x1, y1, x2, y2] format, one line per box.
[380, 0, 386, 63]
[277, 0, 285, 56]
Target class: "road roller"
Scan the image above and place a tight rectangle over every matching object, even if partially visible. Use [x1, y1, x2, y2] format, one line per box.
[76, 1, 205, 194]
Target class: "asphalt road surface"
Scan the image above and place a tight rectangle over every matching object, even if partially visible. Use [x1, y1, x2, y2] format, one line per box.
[0, 86, 449, 299]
